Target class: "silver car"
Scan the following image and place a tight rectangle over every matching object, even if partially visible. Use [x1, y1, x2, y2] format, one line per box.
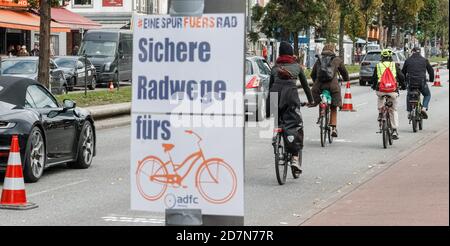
[245, 56, 271, 121]
[359, 50, 406, 86]
[0, 57, 67, 95]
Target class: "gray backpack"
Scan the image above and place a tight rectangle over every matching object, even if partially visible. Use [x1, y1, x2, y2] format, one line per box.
[317, 55, 335, 82]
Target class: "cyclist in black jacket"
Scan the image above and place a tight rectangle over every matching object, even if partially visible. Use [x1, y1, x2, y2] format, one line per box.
[402, 47, 434, 119]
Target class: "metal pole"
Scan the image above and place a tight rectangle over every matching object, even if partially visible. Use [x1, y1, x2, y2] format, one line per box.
[84, 55, 88, 96]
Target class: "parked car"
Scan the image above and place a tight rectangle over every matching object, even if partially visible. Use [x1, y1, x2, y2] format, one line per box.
[361, 43, 381, 55]
[54, 56, 97, 91]
[0, 76, 96, 182]
[245, 56, 271, 121]
[78, 29, 132, 86]
[359, 50, 406, 86]
[0, 57, 67, 94]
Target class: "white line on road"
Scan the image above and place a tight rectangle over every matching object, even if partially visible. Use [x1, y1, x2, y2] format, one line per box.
[355, 102, 368, 108]
[101, 215, 165, 224]
[28, 179, 89, 198]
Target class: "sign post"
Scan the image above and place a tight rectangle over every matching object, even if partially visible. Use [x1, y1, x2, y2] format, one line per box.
[131, 0, 246, 226]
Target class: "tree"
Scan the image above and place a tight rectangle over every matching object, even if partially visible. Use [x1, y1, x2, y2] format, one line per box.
[337, 0, 355, 59]
[418, 0, 438, 57]
[345, 7, 365, 63]
[358, 0, 382, 52]
[436, 0, 449, 57]
[27, 0, 61, 88]
[315, 0, 339, 43]
[252, 0, 325, 56]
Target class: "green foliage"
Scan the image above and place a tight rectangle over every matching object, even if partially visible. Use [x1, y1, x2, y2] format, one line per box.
[27, 0, 60, 9]
[248, 31, 260, 45]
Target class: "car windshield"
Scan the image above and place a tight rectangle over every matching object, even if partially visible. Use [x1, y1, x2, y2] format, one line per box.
[1, 60, 37, 74]
[54, 58, 76, 68]
[364, 52, 398, 62]
[79, 41, 117, 57]
[245, 60, 253, 75]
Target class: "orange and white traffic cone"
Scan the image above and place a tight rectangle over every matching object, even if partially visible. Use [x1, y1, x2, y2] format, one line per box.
[109, 81, 114, 92]
[432, 68, 442, 87]
[341, 81, 356, 112]
[0, 136, 38, 210]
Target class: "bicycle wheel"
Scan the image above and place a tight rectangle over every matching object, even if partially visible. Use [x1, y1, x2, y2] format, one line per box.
[412, 107, 418, 133]
[136, 156, 168, 201]
[418, 106, 423, 131]
[327, 108, 333, 144]
[274, 133, 288, 185]
[291, 149, 302, 179]
[387, 116, 393, 146]
[320, 113, 326, 148]
[419, 117, 423, 131]
[196, 158, 237, 204]
[382, 119, 388, 149]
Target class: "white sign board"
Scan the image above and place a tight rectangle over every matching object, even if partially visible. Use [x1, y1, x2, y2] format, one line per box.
[131, 14, 245, 216]
[132, 14, 245, 115]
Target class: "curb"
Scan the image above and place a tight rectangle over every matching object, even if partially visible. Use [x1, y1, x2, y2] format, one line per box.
[87, 102, 131, 120]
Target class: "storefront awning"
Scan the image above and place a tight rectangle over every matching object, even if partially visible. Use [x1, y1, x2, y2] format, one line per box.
[0, 9, 70, 33]
[51, 8, 102, 30]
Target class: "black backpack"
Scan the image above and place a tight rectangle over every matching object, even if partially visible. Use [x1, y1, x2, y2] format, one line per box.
[317, 55, 335, 82]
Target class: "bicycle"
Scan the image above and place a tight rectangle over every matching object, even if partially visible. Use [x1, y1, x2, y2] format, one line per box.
[316, 90, 333, 147]
[378, 95, 394, 149]
[272, 103, 307, 185]
[136, 130, 237, 204]
[408, 88, 424, 133]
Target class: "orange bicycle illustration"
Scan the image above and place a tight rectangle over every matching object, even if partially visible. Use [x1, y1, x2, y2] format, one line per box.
[136, 130, 237, 204]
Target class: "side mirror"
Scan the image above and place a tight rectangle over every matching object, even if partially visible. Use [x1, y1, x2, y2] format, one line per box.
[63, 99, 76, 110]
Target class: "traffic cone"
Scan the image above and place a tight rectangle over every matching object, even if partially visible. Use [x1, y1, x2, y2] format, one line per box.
[432, 68, 442, 87]
[0, 136, 38, 210]
[109, 81, 114, 92]
[341, 82, 356, 112]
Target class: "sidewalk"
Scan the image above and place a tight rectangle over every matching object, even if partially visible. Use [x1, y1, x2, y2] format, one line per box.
[302, 130, 449, 226]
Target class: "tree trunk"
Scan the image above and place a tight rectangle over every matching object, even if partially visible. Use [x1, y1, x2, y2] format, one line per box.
[378, 10, 384, 49]
[38, 0, 51, 89]
[293, 32, 299, 57]
[339, 11, 345, 59]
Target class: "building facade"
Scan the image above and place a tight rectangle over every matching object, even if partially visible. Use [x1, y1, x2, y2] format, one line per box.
[64, 0, 168, 29]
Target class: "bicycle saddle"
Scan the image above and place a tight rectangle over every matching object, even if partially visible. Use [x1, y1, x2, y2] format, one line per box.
[162, 144, 175, 153]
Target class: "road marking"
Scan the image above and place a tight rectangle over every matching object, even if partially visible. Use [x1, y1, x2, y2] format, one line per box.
[355, 102, 368, 108]
[28, 179, 89, 197]
[101, 215, 165, 224]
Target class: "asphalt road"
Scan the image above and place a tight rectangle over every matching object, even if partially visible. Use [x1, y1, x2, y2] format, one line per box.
[0, 69, 448, 226]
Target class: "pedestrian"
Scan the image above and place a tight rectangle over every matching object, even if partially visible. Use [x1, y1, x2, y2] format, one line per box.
[402, 46, 435, 120]
[72, 45, 80, 56]
[262, 44, 268, 61]
[30, 43, 40, 56]
[371, 49, 406, 140]
[17, 45, 29, 57]
[267, 41, 314, 174]
[15, 45, 21, 56]
[7, 45, 16, 57]
[311, 43, 350, 138]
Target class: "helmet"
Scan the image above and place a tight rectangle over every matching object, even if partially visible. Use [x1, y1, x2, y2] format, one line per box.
[381, 49, 393, 59]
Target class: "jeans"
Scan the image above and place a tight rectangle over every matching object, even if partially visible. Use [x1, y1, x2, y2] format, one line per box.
[407, 83, 431, 112]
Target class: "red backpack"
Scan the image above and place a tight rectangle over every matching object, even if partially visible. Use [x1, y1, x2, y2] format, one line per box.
[379, 63, 398, 93]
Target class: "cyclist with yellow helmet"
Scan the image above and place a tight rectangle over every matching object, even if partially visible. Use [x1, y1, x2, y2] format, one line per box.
[371, 49, 406, 140]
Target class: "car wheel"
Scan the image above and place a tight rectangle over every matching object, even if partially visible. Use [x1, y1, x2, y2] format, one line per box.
[359, 79, 366, 86]
[23, 127, 46, 183]
[89, 77, 96, 90]
[68, 121, 95, 169]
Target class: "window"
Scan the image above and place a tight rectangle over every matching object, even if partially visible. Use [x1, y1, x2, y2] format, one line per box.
[73, 0, 93, 7]
[26, 85, 58, 109]
[256, 59, 270, 75]
[245, 60, 253, 75]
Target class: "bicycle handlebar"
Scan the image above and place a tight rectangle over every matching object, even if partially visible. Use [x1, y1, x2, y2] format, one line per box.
[185, 130, 203, 142]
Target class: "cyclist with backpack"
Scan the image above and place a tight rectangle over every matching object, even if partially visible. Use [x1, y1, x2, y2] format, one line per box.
[311, 44, 350, 138]
[371, 49, 406, 140]
[267, 41, 314, 174]
[402, 46, 434, 119]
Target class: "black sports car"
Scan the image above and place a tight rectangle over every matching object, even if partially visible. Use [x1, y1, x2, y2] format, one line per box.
[0, 76, 96, 182]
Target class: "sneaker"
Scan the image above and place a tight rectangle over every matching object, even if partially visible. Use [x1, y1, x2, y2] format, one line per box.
[291, 157, 302, 174]
[421, 109, 428, 119]
[331, 128, 338, 138]
[392, 130, 399, 140]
